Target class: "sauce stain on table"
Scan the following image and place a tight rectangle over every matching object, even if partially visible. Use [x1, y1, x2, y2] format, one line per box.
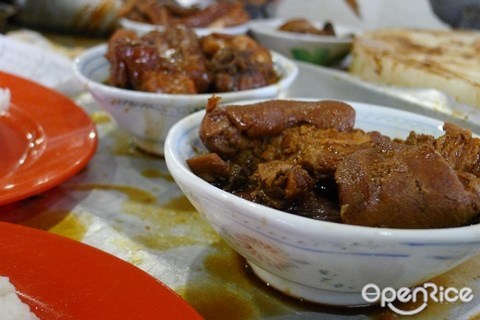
[141, 168, 175, 182]
[90, 111, 112, 124]
[68, 181, 480, 319]
[123, 195, 220, 251]
[21, 211, 89, 241]
[379, 256, 480, 319]
[0, 195, 88, 241]
[76, 184, 157, 204]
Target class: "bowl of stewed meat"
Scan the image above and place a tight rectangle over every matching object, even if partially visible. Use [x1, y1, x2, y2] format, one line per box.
[73, 26, 298, 155]
[119, 0, 250, 36]
[164, 96, 480, 306]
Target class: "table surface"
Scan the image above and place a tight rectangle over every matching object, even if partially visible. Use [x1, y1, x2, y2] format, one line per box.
[1, 30, 480, 320]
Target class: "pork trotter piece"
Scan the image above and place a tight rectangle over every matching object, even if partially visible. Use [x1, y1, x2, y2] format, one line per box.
[335, 141, 480, 228]
[199, 97, 356, 157]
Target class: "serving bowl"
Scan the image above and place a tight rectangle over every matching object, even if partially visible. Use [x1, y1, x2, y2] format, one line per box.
[164, 98, 480, 306]
[120, 17, 249, 36]
[73, 44, 298, 155]
[249, 18, 354, 66]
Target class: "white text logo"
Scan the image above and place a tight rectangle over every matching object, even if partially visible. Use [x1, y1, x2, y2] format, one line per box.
[362, 283, 473, 315]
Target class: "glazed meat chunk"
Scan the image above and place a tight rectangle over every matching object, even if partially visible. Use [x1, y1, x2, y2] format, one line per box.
[120, 0, 249, 28]
[176, 1, 249, 28]
[200, 33, 279, 92]
[404, 122, 480, 177]
[199, 97, 357, 158]
[105, 27, 211, 93]
[119, 0, 173, 26]
[106, 27, 279, 94]
[189, 99, 480, 228]
[271, 125, 387, 176]
[336, 140, 480, 228]
[189, 98, 379, 222]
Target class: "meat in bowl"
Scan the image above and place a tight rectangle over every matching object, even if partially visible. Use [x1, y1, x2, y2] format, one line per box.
[187, 97, 480, 229]
[119, 0, 250, 29]
[106, 27, 279, 94]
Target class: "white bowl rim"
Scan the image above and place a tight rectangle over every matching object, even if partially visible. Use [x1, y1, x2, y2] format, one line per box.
[249, 18, 355, 44]
[73, 43, 299, 103]
[119, 17, 250, 36]
[165, 98, 480, 242]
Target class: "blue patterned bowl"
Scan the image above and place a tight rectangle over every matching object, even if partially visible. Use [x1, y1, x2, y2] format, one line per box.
[165, 98, 480, 306]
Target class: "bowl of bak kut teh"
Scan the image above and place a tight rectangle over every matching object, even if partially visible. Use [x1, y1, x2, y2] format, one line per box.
[164, 96, 480, 306]
[118, 0, 250, 36]
[73, 26, 298, 155]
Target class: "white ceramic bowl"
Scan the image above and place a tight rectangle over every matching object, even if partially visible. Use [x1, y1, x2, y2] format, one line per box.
[73, 44, 298, 155]
[249, 18, 354, 66]
[120, 17, 249, 36]
[164, 98, 480, 306]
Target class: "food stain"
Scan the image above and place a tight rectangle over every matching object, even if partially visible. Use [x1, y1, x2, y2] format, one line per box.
[176, 242, 259, 320]
[173, 240, 300, 319]
[122, 196, 220, 251]
[177, 239, 370, 319]
[0, 192, 89, 241]
[162, 195, 195, 211]
[110, 236, 146, 267]
[75, 184, 157, 204]
[112, 137, 144, 157]
[190, 241, 291, 319]
[108, 127, 165, 158]
[76, 181, 479, 319]
[110, 130, 151, 158]
[90, 111, 112, 124]
[180, 282, 258, 320]
[179, 231, 480, 319]
[20, 210, 88, 241]
[141, 168, 175, 182]
[116, 192, 377, 318]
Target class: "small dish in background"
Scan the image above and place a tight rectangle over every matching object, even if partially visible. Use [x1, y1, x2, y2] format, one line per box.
[249, 18, 355, 66]
[118, 0, 251, 36]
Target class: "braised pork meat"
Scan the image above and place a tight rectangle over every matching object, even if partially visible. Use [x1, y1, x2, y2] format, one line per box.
[189, 98, 385, 222]
[200, 34, 279, 92]
[106, 27, 210, 93]
[199, 96, 357, 158]
[120, 0, 250, 28]
[336, 140, 480, 228]
[404, 123, 480, 177]
[106, 28, 278, 94]
[188, 98, 480, 229]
